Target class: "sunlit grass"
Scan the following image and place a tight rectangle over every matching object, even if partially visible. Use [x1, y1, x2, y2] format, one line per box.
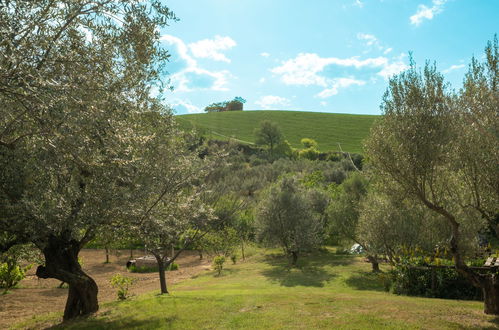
[176, 111, 378, 153]
[15, 248, 498, 329]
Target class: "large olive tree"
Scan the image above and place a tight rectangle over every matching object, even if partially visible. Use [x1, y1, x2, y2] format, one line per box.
[0, 0, 177, 320]
[365, 39, 498, 313]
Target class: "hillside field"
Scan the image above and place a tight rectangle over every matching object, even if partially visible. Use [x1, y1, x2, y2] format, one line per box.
[176, 111, 379, 154]
[16, 248, 497, 330]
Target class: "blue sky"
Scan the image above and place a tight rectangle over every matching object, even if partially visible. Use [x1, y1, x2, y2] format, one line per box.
[158, 0, 498, 115]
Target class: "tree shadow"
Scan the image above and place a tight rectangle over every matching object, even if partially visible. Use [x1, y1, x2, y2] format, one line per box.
[481, 316, 499, 330]
[344, 271, 386, 292]
[48, 315, 179, 330]
[260, 249, 355, 287]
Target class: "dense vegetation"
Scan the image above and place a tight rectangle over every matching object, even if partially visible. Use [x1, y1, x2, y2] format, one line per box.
[1, 0, 497, 327]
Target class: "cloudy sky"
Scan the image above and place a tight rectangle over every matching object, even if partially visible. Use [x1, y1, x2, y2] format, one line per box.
[159, 0, 498, 115]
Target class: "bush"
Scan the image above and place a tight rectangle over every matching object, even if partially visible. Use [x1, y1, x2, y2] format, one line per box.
[110, 274, 135, 300]
[0, 262, 30, 293]
[128, 265, 156, 273]
[168, 263, 179, 271]
[212, 256, 226, 276]
[128, 262, 179, 273]
[390, 258, 482, 300]
[230, 255, 237, 264]
[300, 138, 318, 149]
[298, 147, 320, 160]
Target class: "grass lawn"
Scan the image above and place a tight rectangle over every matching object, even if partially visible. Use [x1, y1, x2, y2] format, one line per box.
[15, 248, 499, 329]
[176, 111, 378, 154]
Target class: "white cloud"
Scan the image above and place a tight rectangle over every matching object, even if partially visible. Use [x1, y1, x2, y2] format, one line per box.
[188, 35, 236, 63]
[320, 101, 328, 107]
[260, 52, 270, 57]
[316, 78, 366, 98]
[271, 53, 387, 87]
[271, 52, 410, 96]
[171, 68, 231, 92]
[259, 77, 266, 83]
[353, 0, 364, 8]
[357, 33, 378, 47]
[357, 33, 394, 54]
[410, 0, 447, 26]
[443, 64, 465, 73]
[160, 34, 232, 92]
[170, 99, 202, 114]
[255, 95, 291, 110]
[377, 60, 409, 79]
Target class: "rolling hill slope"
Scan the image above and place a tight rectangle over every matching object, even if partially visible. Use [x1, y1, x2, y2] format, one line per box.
[176, 110, 379, 154]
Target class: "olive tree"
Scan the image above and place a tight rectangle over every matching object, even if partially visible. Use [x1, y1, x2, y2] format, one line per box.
[0, 0, 176, 320]
[256, 177, 325, 265]
[254, 120, 284, 153]
[365, 39, 498, 313]
[326, 172, 383, 271]
[356, 187, 459, 264]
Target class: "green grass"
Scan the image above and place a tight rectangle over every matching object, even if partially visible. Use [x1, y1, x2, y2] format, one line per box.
[17, 248, 499, 329]
[176, 111, 378, 154]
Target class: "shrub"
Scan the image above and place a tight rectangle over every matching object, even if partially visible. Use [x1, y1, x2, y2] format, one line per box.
[327, 152, 342, 162]
[128, 265, 156, 273]
[230, 255, 237, 264]
[212, 256, 226, 276]
[390, 257, 482, 300]
[128, 262, 179, 273]
[0, 262, 31, 293]
[377, 272, 392, 292]
[168, 263, 179, 271]
[298, 147, 320, 160]
[300, 138, 318, 149]
[110, 274, 135, 300]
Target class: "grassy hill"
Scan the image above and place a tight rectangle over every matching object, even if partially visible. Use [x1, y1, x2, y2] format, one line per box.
[176, 111, 379, 154]
[21, 248, 495, 329]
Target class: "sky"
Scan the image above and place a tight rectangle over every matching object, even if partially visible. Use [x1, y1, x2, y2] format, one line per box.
[157, 0, 498, 115]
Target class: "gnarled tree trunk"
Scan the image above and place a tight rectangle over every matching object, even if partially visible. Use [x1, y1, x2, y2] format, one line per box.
[36, 236, 98, 321]
[481, 274, 499, 314]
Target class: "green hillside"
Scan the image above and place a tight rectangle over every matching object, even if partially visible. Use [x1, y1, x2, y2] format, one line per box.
[176, 111, 379, 154]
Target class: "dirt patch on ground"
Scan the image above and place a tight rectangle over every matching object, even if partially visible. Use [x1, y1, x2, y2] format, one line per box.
[0, 249, 211, 328]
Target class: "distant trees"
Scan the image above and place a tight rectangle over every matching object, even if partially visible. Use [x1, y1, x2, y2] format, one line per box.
[326, 173, 382, 271]
[204, 97, 246, 112]
[364, 38, 498, 314]
[254, 120, 284, 154]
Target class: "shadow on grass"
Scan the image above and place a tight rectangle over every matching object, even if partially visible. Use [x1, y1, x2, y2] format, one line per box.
[483, 317, 499, 330]
[344, 271, 385, 292]
[48, 316, 179, 330]
[260, 249, 355, 287]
